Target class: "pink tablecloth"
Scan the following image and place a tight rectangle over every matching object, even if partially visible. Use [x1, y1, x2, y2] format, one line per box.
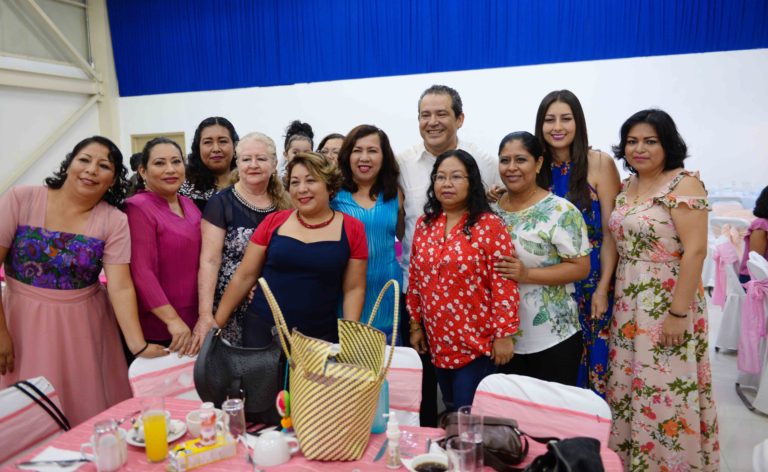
[9, 398, 442, 471]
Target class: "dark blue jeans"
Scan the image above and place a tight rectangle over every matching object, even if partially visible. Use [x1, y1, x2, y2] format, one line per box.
[435, 355, 497, 412]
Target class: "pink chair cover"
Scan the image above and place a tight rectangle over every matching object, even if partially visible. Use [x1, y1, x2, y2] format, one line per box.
[738, 279, 768, 374]
[713, 241, 740, 307]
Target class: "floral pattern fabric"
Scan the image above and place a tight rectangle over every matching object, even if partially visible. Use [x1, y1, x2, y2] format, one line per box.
[492, 194, 590, 354]
[551, 160, 613, 396]
[406, 212, 520, 369]
[6, 225, 104, 289]
[607, 170, 719, 471]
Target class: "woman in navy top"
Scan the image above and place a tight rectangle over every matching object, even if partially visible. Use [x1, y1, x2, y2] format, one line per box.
[332, 125, 403, 343]
[214, 152, 367, 347]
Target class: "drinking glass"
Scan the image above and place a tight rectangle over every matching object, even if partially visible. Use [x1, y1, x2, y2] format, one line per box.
[458, 405, 483, 470]
[140, 396, 168, 463]
[446, 437, 475, 472]
[222, 398, 246, 440]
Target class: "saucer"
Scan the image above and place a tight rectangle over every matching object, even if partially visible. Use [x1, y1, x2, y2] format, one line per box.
[125, 419, 187, 447]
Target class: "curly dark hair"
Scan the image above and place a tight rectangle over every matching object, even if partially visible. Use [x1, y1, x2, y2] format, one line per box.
[535, 90, 591, 211]
[284, 120, 314, 151]
[754, 185, 768, 219]
[423, 149, 491, 236]
[612, 109, 688, 174]
[44, 136, 129, 207]
[337, 125, 400, 201]
[187, 116, 239, 192]
[285, 152, 343, 200]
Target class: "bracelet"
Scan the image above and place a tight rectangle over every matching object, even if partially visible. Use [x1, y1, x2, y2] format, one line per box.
[669, 310, 688, 319]
[132, 342, 149, 357]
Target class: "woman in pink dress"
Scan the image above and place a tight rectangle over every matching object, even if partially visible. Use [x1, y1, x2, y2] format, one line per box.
[607, 110, 719, 471]
[0, 136, 166, 425]
[738, 185, 768, 283]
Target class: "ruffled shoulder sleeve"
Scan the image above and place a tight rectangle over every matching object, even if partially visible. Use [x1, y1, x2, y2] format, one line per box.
[656, 170, 710, 210]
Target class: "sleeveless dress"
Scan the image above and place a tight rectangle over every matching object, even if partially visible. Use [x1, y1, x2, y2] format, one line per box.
[332, 190, 402, 343]
[0, 186, 133, 425]
[551, 160, 612, 396]
[203, 187, 276, 345]
[606, 170, 719, 471]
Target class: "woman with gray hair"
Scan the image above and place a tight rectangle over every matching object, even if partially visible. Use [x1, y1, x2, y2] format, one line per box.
[194, 132, 290, 349]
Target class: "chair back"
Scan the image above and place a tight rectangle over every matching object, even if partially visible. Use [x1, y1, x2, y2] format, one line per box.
[385, 346, 422, 426]
[749, 251, 768, 277]
[0, 377, 64, 465]
[129, 354, 199, 400]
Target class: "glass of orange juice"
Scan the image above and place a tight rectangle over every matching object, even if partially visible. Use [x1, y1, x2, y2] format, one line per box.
[140, 396, 168, 462]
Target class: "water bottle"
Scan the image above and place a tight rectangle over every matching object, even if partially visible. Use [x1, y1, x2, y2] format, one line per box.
[371, 379, 389, 433]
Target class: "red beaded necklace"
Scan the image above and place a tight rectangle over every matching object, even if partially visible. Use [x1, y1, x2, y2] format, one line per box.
[296, 210, 336, 229]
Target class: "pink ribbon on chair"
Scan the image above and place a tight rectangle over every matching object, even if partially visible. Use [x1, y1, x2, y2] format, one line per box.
[712, 241, 740, 307]
[738, 279, 768, 374]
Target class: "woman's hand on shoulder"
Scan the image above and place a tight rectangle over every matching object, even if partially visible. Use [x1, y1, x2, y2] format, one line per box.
[487, 185, 506, 203]
[491, 336, 515, 365]
[0, 328, 14, 375]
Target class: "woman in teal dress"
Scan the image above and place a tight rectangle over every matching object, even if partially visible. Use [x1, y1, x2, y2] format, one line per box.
[535, 90, 621, 396]
[332, 125, 404, 343]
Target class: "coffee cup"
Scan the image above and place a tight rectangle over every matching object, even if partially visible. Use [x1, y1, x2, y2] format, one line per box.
[185, 408, 224, 437]
[410, 452, 449, 472]
[80, 429, 128, 472]
[251, 431, 300, 467]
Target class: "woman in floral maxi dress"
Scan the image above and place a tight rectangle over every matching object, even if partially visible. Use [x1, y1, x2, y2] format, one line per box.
[607, 110, 718, 471]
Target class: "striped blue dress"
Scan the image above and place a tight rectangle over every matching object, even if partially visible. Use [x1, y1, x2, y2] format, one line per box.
[332, 189, 402, 343]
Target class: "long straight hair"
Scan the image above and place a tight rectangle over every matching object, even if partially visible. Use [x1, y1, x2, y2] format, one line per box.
[534, 90, 591, 210]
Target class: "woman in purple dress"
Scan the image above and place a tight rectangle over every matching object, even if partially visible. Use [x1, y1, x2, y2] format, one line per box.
[0, 136, 166, 425]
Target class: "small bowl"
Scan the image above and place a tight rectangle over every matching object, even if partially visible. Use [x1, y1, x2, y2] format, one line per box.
[185, 408, 224, 438]
[408, 452, 448, 472]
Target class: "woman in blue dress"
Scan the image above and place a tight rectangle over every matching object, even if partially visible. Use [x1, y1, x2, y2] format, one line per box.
[332, 125, 404, 343]
[534, 90, 621, 396]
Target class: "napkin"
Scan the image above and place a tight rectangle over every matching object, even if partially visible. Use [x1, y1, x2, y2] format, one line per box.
[17, 446, 87, 472]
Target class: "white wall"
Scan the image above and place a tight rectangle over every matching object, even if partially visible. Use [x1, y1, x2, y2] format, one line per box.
[1, 83, 100, 187]
[113, 48, 763, 195]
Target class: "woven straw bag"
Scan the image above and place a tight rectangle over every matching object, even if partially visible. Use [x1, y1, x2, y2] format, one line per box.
[258, 277, 399, 461]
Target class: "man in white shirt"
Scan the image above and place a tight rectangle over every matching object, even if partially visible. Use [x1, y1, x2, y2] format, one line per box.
[396, 84, 499, 426]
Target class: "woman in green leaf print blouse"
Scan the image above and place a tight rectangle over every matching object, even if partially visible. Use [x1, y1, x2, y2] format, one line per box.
[491, 132, 591, 385]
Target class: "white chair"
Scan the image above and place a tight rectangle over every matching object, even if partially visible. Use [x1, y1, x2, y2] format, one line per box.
[736, 257, 768, 414]
[755, 438, 768, 472]
[384, 346, 422, 426]
[0, 377, 65, 466]
[128, 354, 200, 400]
[709, 196, 745, 208]
[471, 374, 623, 471]
[713, 238, 746, 351]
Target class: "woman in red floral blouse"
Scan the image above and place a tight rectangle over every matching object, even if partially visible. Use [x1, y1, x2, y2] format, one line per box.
[407, 149, 520, 411]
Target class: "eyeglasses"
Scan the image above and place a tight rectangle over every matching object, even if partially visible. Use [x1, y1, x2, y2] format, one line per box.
[320, 149, 340, 158]
[432, 174, 469, 184]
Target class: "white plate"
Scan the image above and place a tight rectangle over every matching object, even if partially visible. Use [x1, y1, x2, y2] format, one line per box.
[125, 419, 187, 447]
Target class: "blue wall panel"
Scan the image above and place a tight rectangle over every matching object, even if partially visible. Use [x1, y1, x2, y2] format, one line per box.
[106, 0, 768, 97]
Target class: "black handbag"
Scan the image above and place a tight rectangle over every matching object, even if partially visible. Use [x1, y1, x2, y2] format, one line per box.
[193, 328, 284, 425]
[440, 413, 558, 472]
[524, 437, 605, 472]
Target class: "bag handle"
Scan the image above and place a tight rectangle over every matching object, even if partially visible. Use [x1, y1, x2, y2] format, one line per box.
[367, 279, 399, 381]
[258, 277, 293, 364]
[13, 380, 71, 431]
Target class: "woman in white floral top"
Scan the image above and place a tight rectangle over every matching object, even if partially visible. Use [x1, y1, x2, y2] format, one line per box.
[491, 131, 590, 385]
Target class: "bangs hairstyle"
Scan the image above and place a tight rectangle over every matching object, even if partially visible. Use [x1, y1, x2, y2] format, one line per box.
[612, 109, 688, 174]
[753, 185, 768, 219]
[423, 149, 491, 236]
[498, 131, 546, 188]
[285, 151, 343, 199]
[45, 135, 129, 207]
[136, 136, 185, 190]
[534, 90, 591, 210]
[187, 116, 239, 192]
[337, 125, 400, 201]
[234, 132, 291, 210]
